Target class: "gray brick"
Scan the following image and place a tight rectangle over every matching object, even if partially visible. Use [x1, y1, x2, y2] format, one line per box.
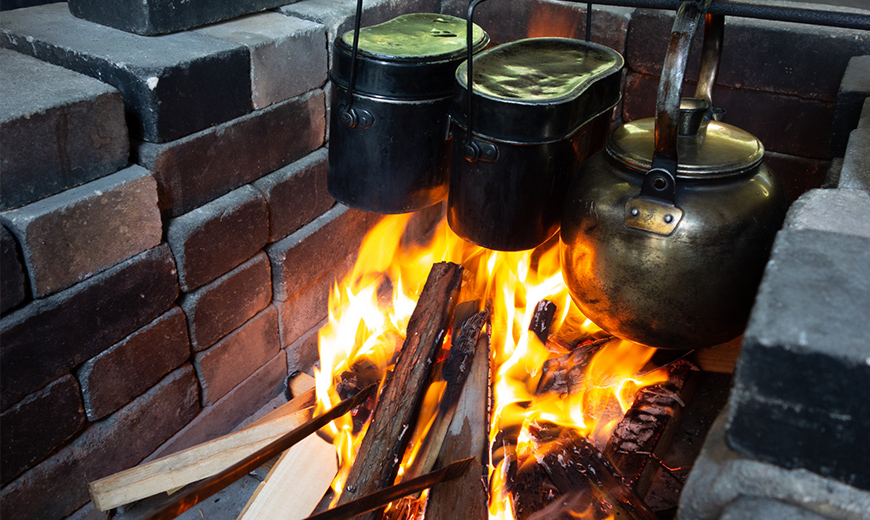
[193, 306, 281, 406]
[167, 185, 269, 293]
[285, 318, 324, 377]
[831, 55, 870, 157]
[839, 127, 870, 191]
[784, 189, 870, 239]
[266, 204, 377, 301]
[625, 9, 870, 102]
[0, 165, 162, 297]
[146, 351, 286, 458]
[0, 224, 26, 314]
[623, 72, 837, 159]
[68, 0, 294, 36]
[181, 252, 272, 352]
[77, 306, 191, 421]
[0, 49, 128, 210]
[0, 3, 251, 142]
[860, 97, 870, 130]
[252, 148, 334, 242]
[720, 498, 828, 520]
[195, 12, 328, 110]
[136, 90, 326, 217]
[678, 410, 870, 520]
[727, 228, 870, 490]
[0, 365, 199, 520]
[0, 374, 86, 486]
[0, 244, 179, 410]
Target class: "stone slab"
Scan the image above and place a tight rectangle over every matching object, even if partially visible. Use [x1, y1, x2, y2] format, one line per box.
[166, 185, 269, 293]
[195, 12, 327, 110]
[0, 374, 86, 486]
[0, 164, 162, 297]
[0, 224, 26, 314]
[192, 306, 281, 406]
[784, 188, 870, 239]
[839, 127, 870, 191]
[0, 244, 179, 410]
[68, 0, 293, 36]
[831, 55, 870, 157]
[625, 8, 870, 102]
[0, 365, 199, 520]
[77, 306, 191, 421]
[0, 3, 251, 142]
[727, 228, 870, 490]
[146, 351, 286, 459]
[677, 409, 870, 520]
[135, 90, 326, 217]
[266, 204, 377, 301]
[0, 49, 128, 210]
[623, 72, 837, 159]
[252, 148, 334, 242]
[180, 251, 272, 352]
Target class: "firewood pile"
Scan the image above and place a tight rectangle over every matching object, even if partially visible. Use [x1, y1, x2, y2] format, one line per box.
[88, 262, 700, 520]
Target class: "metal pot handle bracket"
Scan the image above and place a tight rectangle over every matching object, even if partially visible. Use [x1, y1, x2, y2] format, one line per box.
[339, 0, 375, 130]
[624, 1, 724, 236]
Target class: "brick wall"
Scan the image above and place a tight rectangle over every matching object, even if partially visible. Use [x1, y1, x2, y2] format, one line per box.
[0, 2, 867, 519]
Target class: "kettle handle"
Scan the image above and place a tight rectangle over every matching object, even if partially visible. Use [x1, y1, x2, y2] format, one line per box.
[644, 2, 723, 204]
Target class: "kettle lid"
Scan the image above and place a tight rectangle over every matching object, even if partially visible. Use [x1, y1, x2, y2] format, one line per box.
[607, 98, 764, 179]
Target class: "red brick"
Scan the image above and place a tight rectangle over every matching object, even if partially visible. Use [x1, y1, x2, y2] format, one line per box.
[764, 151, 831, 202]
[252, 148, 335, 242]
[180, 252, 272, 351]
[0, 365, 199, 520]
[0, 374, 86, 486]
[76, 306, 191, 421]
[0, 224, 26, 315]
[0, 244, 179, 411]
[147, 351, 286, 458]
[285, 318, 324, 376]
[135, 90, 326, 218]
[0, 165, 162, 297]
[193, 306, 281, 406]
[166, 185, 269, 292]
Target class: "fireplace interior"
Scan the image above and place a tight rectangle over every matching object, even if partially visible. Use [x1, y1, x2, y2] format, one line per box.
[0, 1, 868, 519]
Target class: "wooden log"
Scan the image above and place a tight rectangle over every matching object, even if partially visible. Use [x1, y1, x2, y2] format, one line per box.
[535, 337, 612, 396]
[528, 300, 557, 344]
[691, 336, 742, 373]
[336, 262, 463, 519]
[90, 388, 316, 511]
[424, 316, 492, 520]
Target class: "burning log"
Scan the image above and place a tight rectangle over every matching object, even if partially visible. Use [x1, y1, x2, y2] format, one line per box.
[336, 262, 463, 518]
[528, 299, 557, 344]
[605, 360, 695, 494]
[535, 337, 612, 396]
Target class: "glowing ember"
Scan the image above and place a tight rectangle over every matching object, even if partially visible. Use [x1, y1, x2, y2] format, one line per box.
[313, 212, 668, 518]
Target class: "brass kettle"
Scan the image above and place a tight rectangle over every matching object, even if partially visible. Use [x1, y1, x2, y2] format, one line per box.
[560, 4, 789, 350]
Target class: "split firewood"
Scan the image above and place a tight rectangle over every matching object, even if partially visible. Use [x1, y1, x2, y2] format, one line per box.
[535, 337, 612, 396]
[425, 313, 492, 520]
[605, 360, 695, 494]
[335, 262, 463, 520]
[528, 300, 557, 344]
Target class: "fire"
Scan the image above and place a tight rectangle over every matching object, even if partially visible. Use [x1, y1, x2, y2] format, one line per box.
[313, 212, 668, 518]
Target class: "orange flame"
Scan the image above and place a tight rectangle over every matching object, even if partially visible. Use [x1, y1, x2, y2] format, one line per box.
[314, 212, 668, 518]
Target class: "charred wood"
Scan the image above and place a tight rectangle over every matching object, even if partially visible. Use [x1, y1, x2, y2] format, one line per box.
[535, 337, 612, 396]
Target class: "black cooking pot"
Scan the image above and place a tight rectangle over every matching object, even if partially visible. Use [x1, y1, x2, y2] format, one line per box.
[328, 13, 489, 214]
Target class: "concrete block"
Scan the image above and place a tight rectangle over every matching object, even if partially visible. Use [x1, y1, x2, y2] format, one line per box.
[625, 8, 870, 102]
[68, 0, 294, 36]
[822, 158, 844, 189]
[623, 72, 837, 159]
[0, 165, 162, 297]
[166, 185, 269, 293]
[0, 49, 128, 210]
[678, 409, 870, 520]
[762, 151, 831, 202]
[784, 189, 870, 239]
[0, 365, 199, 520]
[77, 306, 191, 421]
[720, 498, 828, 520]
[181, 252, 272, 352]
[193, 306, 281, 406]
[839, 127, 870, 191]
[831, 55, 870, 157]
[195, 12, 328, 110]
[285, 318, 324, 377]
[146, 351, 286, 458]
[727, 228, 870, 490]
[252, 148, 334, 242]
[135, 90, 326, 217]
[0, 244, 179, 410]
[0, 3, 251, 142]
[0, 224, 26, 314]
[0, 374, 86, 486]
[266, 204, 377, 301]
[860, 97, 870, 129]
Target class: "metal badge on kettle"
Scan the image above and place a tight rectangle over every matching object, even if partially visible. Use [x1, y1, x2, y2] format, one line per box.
[560, 1, 790, 350]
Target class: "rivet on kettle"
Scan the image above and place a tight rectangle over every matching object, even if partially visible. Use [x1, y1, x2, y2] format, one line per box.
[664, 214, 674, 223]
[631, 208, 640, 217]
